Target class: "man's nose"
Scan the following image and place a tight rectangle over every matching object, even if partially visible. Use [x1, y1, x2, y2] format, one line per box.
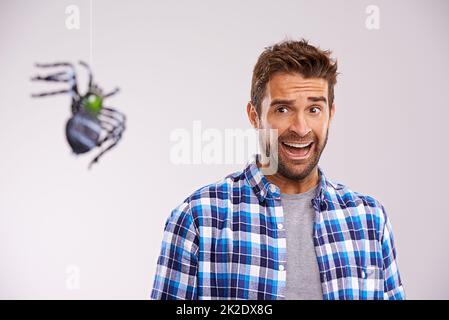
[289, 115, 311, 137]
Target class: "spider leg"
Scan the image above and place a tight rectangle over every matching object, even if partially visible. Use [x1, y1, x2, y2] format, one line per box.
[103, 87, 120, 99]
[98, 119, 115, 131]
[98, 108, 126, 136]
[78, 61, 118, 100]
[88, 135, 121, 169]
[35, 62, 75, 68]
[88, 107, 126, 169]
[31, 89, 70, 98]
[88, 125, 125, 169]
[30, 72, 72, 96]
[78, 61, 93, 88]
[32, 62, 79, 97]
[98, 106, 125, 125]
[31, 71, 70, 82]
[31, 77, 69, 83]
[102, 106, 126, 119]
[98, 108, 126, 140]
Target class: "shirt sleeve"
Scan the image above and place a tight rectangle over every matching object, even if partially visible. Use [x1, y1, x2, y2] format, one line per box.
[151, 202, 199, 300]
[380, 205, 405, 300]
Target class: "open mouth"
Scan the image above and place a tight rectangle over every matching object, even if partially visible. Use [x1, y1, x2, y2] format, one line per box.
[281, 141, 313, 159]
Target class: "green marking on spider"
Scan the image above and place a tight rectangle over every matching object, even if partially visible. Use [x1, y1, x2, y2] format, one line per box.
[83, 93, 103, 114]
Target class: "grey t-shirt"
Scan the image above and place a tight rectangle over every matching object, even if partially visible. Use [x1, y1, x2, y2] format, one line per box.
[281, 184, 323, 300]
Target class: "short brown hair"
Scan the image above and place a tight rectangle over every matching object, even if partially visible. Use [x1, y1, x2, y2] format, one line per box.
[250, 38, 338, 115]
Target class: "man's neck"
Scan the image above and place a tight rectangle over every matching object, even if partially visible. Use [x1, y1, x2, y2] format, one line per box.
[263, 165, 320, 195]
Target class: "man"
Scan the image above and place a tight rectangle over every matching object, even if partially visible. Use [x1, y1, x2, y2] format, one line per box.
[151, 39, 405, 300]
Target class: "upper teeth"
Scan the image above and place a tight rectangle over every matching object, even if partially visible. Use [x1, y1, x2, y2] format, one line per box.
[283, 142, 312, 148]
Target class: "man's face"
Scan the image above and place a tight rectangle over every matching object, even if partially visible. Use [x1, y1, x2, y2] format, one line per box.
[249, 72, 335, 180]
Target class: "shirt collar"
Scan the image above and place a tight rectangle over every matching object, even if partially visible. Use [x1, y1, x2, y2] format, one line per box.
[243, 158, 341, 203]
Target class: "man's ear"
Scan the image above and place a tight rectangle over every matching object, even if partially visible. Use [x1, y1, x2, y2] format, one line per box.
[247, 102, 259, 129]
[329, 103, 336, 124]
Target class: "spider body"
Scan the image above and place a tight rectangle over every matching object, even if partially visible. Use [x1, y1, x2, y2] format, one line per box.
[66, 109, 102, 154]
[31, 61, 126, 168]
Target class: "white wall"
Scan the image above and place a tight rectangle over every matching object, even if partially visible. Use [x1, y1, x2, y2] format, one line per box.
[0, 0, 448, 299]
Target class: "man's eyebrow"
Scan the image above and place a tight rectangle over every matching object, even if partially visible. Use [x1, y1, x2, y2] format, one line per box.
[269, 99, 296, 107]
[270, 97, 327, 107]
[308, 96, 327, 104]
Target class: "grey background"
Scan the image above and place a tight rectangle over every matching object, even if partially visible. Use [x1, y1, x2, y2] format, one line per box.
[1, 0, 448, 299]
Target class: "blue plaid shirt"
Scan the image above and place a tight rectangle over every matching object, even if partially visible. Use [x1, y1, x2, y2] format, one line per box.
[151, 160, 405, 300]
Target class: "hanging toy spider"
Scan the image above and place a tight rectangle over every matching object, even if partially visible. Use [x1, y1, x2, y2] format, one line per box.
[31, 61, 126, 169]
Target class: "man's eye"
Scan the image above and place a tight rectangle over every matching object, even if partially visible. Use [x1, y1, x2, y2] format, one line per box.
[276, 106, 288, 113]
[310, 106, 321, 113]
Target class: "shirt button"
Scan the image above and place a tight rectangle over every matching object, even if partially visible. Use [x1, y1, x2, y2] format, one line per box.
[362, 270, 366, 279]
[269, 184, 277, 193]
[279, 265, 285, 271]
[277, 223, 284, 230]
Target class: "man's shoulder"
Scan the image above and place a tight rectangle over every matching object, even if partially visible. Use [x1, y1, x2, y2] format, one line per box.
[328, 181, 388, 224]
[332, 182, 384, 207]
[172, 168, 247, 215]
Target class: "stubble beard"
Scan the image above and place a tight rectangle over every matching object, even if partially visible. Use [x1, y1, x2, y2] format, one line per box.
[276, 127, 329, 181]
